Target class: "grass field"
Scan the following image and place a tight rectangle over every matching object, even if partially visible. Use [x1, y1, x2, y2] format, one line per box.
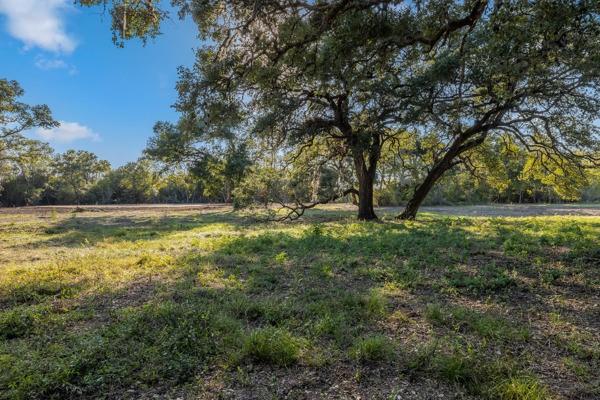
[0, 206, 599, 399]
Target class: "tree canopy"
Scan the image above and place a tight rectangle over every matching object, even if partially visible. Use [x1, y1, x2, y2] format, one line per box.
[73, 1, 600, 219]
[0, 79, 57, 164]
[51, 150, 112, 204]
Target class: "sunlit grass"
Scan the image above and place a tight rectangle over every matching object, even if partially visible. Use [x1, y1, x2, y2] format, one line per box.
[0, 208, 598, 399]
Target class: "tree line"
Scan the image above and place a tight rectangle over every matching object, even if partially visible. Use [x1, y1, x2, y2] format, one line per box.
[0, 147, 207, 207]
[0, 79, 249, 206]
[1, 78, 598, 207]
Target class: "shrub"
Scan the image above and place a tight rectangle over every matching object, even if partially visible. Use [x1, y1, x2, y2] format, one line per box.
[0, 307, 44, 339]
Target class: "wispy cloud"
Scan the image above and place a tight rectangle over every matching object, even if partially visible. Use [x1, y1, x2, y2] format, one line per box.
[36, 121, 100, 143]
[0, 0, 76, 53]
[35, 57, 67, 70]
[35, 56, 78, 75]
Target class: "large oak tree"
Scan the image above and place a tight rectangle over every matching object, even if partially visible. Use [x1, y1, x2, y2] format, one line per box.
[79, 1, 600, 220]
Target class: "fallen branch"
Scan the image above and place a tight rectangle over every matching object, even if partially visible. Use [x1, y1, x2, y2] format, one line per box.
[269, 188, 358, 222]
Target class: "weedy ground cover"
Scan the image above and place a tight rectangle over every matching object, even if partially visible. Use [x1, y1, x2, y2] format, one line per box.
[0, 207, 598, 399]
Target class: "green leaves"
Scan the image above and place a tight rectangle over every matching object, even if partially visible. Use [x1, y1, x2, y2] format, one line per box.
[0, 79, 57, 162]
[51, 150, 112, 204]
[75, 0, 167, 47]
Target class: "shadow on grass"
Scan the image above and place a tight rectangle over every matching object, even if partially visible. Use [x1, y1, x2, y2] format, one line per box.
[9, 211, 257, 250]
[1, 212, 598, 399]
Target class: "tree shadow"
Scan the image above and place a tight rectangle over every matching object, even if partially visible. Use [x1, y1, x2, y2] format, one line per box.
[1, 213, 598, 399]
[8, 211, 256, 251]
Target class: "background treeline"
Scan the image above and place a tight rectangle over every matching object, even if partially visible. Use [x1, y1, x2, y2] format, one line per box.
[2, 134, 598, 207]
[0, 145, 215, 206]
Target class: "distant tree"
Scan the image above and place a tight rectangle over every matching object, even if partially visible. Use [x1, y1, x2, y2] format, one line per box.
[233, 139, 356, 218]
[52, 150, 111, 204]
[0, 79, 57, 206]
[86, 175, 116, 204]
[109, 159, 160, 203]
[581, 169, 600, 202]
[0, 79, 57, 164]
[0, 141, 54, 206]
[158, 170, 200, 203]
[146, 122, 251, 202]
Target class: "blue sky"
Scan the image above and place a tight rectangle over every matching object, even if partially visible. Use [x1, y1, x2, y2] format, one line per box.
[0, 1, 198, 166]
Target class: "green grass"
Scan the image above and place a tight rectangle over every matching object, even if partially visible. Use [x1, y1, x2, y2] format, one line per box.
[491, 377, 551, 400]
[0, 207, 598, 399]
[350, 335, 395, 363]
[242, 327, 303, 366]
[425, 304, 530, 342]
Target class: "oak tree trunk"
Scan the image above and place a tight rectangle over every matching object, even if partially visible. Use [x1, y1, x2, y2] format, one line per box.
[353, 148, 378, 221]
[398, 168, 444, 220]
[357, 171, 377, 220]
[398, 140, 464, 220]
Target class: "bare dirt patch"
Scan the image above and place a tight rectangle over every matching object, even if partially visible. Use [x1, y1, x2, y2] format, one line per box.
[0, 203, 230, 215]
[419, 203, 600, 217]
[3, 202, 600, 218]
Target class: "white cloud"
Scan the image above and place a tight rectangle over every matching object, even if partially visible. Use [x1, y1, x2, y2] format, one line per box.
[0, 0, 76, 53]
[36, 121, 100, 143]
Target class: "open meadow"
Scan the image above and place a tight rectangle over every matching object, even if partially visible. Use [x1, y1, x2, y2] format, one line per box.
[3, 1, 600, 399]
[0, 205, 598, 399]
